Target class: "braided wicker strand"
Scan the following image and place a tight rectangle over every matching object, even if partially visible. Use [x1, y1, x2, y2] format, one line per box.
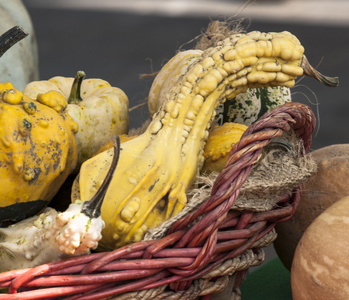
[0, 102, 315, 300]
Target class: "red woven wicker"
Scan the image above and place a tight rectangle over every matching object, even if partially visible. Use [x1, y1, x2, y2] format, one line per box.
[0, 102, 315, 300]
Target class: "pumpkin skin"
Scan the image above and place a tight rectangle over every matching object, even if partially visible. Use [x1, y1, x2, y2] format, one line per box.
[23, 72, 129, 169]
[274, 144, 349, 270]
[291, 195, 349, 300]
[0, 85, 78, 223]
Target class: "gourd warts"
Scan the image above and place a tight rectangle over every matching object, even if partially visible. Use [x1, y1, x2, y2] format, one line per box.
[0, 85, 78, 223]
[76, 30, 338, 249]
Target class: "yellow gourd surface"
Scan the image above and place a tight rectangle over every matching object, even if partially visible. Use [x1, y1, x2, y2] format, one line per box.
[148, 49, 202, 116]
[202, 122, 248, 173]
[0, 84, 78, 222]
[73, 31, 334, 250]
[94, 122, 247, 175]
[92, 134, 137, 157]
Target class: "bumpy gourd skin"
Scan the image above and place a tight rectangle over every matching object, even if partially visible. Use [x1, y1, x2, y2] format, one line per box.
[0, 201, 104, 272]
[147, 48, 293, 127]
[23, 73, 129, 170]
[148, 49, 203, 116]
[0, 84, 78, 223]
[75, 31, 318, 250]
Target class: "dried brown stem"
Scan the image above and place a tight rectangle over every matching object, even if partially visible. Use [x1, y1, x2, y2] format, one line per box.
[0, 26, 28, 58]
[301, 55, 339, 87]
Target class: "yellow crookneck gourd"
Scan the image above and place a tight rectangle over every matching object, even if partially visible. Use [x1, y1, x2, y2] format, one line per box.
[148, 49, 203, 116]
[93, 122, 247, 174]
[23, 71, 129, 170]
[147, 47, 293, 127]
[73, 31, 338, 250]
[0, 84, 78, 223]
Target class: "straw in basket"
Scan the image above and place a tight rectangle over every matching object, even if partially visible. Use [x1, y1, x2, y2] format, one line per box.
[0, 101, 316, 300]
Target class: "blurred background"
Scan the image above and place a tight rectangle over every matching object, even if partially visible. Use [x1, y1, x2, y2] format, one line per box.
[4, 0, 349, 281]
[18, 0, 348, 149]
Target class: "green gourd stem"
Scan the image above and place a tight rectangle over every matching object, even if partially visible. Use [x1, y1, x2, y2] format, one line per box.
[81, 136, 120, 219]
[0, 26, 28, 58]
[301, 55, 339, 87]
[68, 70, 86, 104]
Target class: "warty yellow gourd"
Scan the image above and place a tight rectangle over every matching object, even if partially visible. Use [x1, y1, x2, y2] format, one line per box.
[73, 31, 338, 250]
[0, 84, 78, 223]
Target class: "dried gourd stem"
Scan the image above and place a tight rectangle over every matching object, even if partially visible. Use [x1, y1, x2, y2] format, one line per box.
[301, 55, 339, 87]
[0, 26, 28, 57]
[68, 71, 86, 104]
[139, 71, 159, 80]
[129, 101, 148, 112]
[195, 19, 244, 51]
[81, 136, 120, 218]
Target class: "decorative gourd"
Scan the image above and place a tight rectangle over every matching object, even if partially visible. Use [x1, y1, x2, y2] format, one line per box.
[0, 137, 120, 272]
[274, 144, 349, 270]
[148, 49, 291, 126]
[201, 122, 248, 173]
[73, 31, 338, 250]
[0, 85, 78, 224]
[0, 0, 39, 89]
[148, 49, 202, 116]
[23, 71, 129, 169]
[216, 86, 291, 126]
[291, 195, 349, 300]
[92, 122, 247, 174]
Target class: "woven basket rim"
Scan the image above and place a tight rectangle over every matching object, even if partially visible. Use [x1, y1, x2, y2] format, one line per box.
[0, 102, 316, 300]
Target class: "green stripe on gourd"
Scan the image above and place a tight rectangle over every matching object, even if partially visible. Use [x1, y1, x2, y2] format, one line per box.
[215, 86, 291, 126]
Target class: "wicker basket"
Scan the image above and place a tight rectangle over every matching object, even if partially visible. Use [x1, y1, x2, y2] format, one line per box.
[0, 102, 316, 300]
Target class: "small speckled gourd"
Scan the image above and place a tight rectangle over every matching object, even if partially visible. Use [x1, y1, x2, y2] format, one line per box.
[73, 31, 338, 250]
[0, 84, 78, 223]
[216, 85, 291, 126]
